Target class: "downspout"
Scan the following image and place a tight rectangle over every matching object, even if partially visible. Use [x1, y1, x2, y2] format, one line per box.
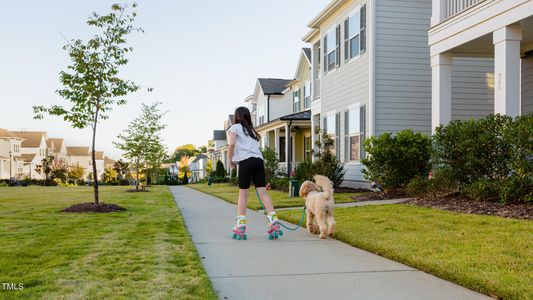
[266, 95, 271, 122]
[287, 120, 292, 177]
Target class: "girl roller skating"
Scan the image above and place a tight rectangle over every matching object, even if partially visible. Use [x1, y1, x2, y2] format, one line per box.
[227, 106, 282, 240]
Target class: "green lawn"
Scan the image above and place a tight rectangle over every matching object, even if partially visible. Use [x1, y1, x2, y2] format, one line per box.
[0, 186, 216, 299]
[188, 183, 360, 210]
[279, 204, 533, 300]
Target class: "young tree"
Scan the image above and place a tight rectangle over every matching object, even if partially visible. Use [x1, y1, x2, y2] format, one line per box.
[114, 102, 167, 191]
[102, 166, 118, 183]
[33, 4, 141, 204]
[41, 156, 55, 181]
[113, 159, 130, 180]
[68, 165, 85, 183]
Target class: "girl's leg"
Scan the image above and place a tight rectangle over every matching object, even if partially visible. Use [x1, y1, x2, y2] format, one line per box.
[237, 188, 250, 216]
[256, 187, 274, 213]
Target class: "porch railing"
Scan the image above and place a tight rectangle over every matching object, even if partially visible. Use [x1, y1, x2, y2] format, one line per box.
[446, 0, 484, 19]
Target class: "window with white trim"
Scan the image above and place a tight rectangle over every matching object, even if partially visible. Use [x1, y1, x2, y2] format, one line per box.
[13, 144, 20, 154]
[326, 114, 336, 135]
[303, 81, 311, 109]
[345, 104, 364, 162]
[293, 89, 300, 112]
[258, 104, 265, 125]
[324, 26, 339, 72]
[344, 5, 367, 62]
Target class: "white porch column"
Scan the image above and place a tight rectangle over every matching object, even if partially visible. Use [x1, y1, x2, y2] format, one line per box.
[493, 25, 522, 117]
[284, 123, 290, 171]
[431, 52, 453, 133]
[274, 128, 280, 159]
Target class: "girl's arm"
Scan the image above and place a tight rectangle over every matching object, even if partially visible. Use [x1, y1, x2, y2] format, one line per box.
[227, 131, 237, 169]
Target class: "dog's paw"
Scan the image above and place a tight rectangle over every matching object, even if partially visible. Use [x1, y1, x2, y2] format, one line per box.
[319, 233, 327, 239]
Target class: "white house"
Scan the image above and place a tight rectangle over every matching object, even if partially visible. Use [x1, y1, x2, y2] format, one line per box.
[0, 129, 24, 180]
[49, 138, 68, 167]
[188, 154, 208, 182]
[12, 131, 50, 180]
[303, 0, 494, 187]
[429, 0, 533, 130]
[67, 146, 91, 179]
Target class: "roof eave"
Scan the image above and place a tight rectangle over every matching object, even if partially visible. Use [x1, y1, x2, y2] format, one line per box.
[307, 0, 347, 29]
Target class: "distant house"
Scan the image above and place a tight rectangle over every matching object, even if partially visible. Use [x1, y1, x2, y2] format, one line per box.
[12, 131, 50, 179]
[49, 138, 68, 167]
[210, 129, 229, 174]
[89, 151, 106, 180]
[0, 128, 24, 180]
[189, 154, 208, 182]
[104, 156, 116, 169]
[67, 146, 90, 179]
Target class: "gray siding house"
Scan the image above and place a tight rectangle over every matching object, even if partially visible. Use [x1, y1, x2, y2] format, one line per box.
[304, 0, 494, 187]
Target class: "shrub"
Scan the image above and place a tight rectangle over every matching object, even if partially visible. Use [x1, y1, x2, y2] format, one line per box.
[405, 176, 431, 197]
[182, 172, 188, 185]
[215, 160, 226, 177]
[294, 160, 314, 183]
[362, 129, 431, 191]
[261, 147, 278, 182]
[313, 129, 346, 188]
[433, 114, 532, 203]
[270, 177, 290, 192]
[433, 114, 513, 185]
[0, 182, 8, 187]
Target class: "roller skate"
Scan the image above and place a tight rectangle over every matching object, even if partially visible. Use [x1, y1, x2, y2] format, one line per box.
[267, 212, 283, 240]
[231, 215, 247, 240]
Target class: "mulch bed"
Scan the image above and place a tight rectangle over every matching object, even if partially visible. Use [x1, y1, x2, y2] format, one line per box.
[63, 203, 127, 213]
[335, 187, 374, 193]
[126, 189, 149, 193]
[406, 197, 533, 220]
[350, 191, 410, 202]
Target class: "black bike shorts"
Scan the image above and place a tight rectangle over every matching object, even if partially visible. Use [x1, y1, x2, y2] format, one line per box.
[237, 157, 267, 189]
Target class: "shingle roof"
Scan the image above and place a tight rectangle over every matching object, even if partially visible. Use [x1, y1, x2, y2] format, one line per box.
[104, 156, 116, 166]
[90, 151, 105, 160]
[21, 154, 36, 163]
[0, 128, 22, 139]
[213, 130, 227, 141]
[258, 78, 293, 95]
[49, 138, 64, 151]
[279, 110, 312, 121]
[67, 146, 90, 156]
[303, 48, 311, 62]
[11, 131, 46, 147]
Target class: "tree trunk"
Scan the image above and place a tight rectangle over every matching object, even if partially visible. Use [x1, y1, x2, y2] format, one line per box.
[92, 107, 100, 205]
[136, 158, 140, 191]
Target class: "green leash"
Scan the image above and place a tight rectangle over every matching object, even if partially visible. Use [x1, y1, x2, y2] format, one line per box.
[255, 189, 306, 231]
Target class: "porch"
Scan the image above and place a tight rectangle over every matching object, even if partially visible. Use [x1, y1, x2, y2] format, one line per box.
[429, 0, 533, 130]
[257, 110, 312, 177]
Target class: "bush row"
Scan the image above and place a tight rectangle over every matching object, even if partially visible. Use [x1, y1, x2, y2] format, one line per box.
[362, 114, 532, 203]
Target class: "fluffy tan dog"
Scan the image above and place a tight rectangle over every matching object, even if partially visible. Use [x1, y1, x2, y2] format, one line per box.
[299, 175, 336, 239]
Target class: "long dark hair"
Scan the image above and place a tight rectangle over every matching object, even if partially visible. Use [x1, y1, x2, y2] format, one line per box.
[233, 106, 260, 141]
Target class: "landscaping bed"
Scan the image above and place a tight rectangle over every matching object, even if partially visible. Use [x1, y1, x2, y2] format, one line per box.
[62, 202, 127, 213]
[350, 190, 409, 202]
[0, 186, 216, 299]
[406, 197, 533, 220]
[278, 204, 533, 300]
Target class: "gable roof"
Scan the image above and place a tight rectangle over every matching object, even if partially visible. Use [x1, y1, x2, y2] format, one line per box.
[257, 78, 293, 95]
[90, 151, 105, 160]
[213, 130, 227, 141]
[104, 156, 116, 166]
[49, 138, 64, 151]
[303, 48, 311, 62]
[0, 128, 22, 139]
[11, 131, 46, 147]
[67, 146, 90, 156]
[21, 154, 37, 163]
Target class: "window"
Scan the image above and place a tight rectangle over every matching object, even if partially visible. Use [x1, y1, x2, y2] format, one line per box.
[304, 136, 312, 160]
[326, 114, 336, 135]
[293, 89, 300, 112]
[304, 81, 311, 109]
[279, 137, 286, 162]
[323, 25, 340, 72]
[345, 104, 366, 162]
[344, 5, 366, 61]
[258, 104, 265, 125]
[13, 144, 20, 154]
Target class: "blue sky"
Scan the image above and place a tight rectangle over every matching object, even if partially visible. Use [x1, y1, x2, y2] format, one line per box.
[0, 0, 330, 159]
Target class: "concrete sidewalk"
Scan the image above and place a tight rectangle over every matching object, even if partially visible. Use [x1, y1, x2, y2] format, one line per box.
[170, 186, 489, 300]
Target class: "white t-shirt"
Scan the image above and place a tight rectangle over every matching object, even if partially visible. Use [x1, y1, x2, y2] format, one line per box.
[227, 123, 263, 162]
